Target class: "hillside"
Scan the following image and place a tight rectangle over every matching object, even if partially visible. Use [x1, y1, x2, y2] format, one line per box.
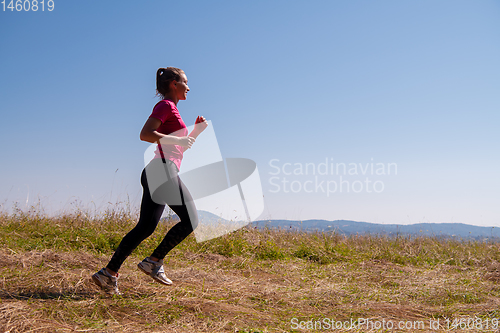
[252, 219, 500, 239]
[1, 210, 500, 332]
[194, 210, 500, 239]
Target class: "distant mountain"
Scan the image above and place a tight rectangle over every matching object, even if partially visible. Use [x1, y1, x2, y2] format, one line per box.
[167, 210, 245, 225]
[168, 211, 500, 240]
[196, 210, 236, 224]
[251, 219, 500, 239]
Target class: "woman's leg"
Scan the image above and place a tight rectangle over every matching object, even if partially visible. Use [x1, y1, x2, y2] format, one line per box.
[150, 174, 199, 260]
[106, 169, 165, 273]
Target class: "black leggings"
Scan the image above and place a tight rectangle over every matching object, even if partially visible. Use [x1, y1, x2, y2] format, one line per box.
[106, 159, 198, 273]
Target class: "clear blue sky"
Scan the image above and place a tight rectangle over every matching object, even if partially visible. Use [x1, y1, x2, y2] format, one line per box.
[1, 0, 499, 226]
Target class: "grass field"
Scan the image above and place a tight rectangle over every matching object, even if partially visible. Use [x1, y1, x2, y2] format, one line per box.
[1, 208, 500, 332]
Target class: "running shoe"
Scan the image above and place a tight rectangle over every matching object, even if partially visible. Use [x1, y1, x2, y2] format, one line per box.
[91, 268, 122, 295]
[137, 257, 173, 285]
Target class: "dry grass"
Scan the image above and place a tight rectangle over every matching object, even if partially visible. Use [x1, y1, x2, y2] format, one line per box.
[1, 210, 500, 332]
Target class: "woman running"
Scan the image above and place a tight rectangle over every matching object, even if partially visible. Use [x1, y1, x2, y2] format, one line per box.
[92, 67, 208, 294]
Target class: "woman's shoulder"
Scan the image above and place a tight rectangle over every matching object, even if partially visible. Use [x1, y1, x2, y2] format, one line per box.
[153, 99, 178, 112]
[153, 99, 179, 114]
[150, 100, 180, 123]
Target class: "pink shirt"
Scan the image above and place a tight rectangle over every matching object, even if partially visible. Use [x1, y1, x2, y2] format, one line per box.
[149, 99, 188, 171]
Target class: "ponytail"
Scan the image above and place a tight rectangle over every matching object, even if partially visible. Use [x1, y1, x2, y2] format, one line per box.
[156, 67, 184, 98]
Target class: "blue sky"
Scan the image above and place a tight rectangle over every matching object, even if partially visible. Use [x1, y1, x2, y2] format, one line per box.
[1, 0, 499, 226]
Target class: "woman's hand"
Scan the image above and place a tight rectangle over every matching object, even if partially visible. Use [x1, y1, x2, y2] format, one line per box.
[176, 136, 196, 149]
[194, 116, 208, 133]
[185, 116, 208, 145]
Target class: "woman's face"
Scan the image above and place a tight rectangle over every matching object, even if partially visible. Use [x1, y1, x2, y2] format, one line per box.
[174, 73, 189, 100]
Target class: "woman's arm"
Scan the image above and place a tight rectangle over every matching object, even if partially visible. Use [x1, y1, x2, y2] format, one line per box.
[188, 116, 209, 139]
[179, 116, 209, 153]
[140, 117, 195, 148]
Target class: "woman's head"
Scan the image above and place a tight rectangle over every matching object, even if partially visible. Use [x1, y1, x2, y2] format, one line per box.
[156, 67, 189, 100]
